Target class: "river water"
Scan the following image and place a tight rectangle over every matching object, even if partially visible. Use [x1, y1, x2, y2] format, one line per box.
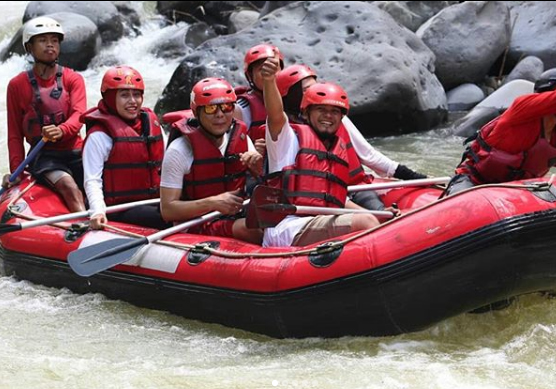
[1, 2, 555, 388]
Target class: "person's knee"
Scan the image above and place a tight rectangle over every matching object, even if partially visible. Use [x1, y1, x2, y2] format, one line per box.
[350, 214, 379, 232]
[233, 219, 263, 244]
[55, 176, 78, 191]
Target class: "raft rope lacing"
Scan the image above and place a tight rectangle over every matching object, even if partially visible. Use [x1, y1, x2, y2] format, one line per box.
[5, 180, 552, 259]
[6, 180, 80, 232]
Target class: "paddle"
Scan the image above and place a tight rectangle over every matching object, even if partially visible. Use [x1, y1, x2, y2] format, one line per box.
[347, 176, 451, 193]
[68, 199, 250, 277]
[0, 138, 48, 197]
[246, 186, 394, 228]
[0, 198, 161, 236]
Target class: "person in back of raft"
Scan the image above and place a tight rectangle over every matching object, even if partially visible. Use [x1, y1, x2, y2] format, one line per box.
[234, 43, 284, 151]
[233, 43, 285, 193]
[276, 64, 426, 211]
[445, 69, 556, 195]
[81, 65, 169, 230]
[260, 52, 381, 247]
[3, 16, 86, 212]
[159, 77, 264, 244]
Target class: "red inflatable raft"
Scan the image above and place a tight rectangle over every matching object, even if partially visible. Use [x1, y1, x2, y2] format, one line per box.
[1, 176, 556, 338]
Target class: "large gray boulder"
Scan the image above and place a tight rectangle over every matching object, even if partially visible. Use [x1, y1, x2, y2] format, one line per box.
[503, 55, 544, 84]
[156, 1, 447, 136]
[452, 79, 533, 137]
[157, 1, 260, 34]
[446, 84, 485, 112]
[112, 1, 143, 35]
[0, 12, 100, 71]
[228, 10, 259, 33]
[417, 1, 511, 90]
[258, 1, 296, 18]
[23, 1, 123, 43]
[505, 2, 556, 70]
[374, 1, 457, 32]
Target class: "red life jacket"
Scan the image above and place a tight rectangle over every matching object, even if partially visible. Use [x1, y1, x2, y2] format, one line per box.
[288, 115, 369, 185]
[83, 107, 164, 205]
[336, 124, 373, 185]
[172, 119, 248, 200]
[22, 65, 82, 151]
[236, 87, 267, 141]
[267, 124, 350, 208]
[456, 117, 556, 183]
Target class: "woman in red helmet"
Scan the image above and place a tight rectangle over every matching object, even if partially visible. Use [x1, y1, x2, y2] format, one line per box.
[81, 65, 168, 230]
[160, 77, 263, 244]
[3, 17, 86, 213]
[260, 54, 381, 247]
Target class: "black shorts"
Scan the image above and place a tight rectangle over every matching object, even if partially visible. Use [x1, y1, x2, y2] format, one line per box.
[28, 149, 84, 189]
[110, 204, 172, 230]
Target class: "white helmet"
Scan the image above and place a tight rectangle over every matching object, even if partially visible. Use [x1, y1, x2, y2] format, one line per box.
[22, 16, 64, 51]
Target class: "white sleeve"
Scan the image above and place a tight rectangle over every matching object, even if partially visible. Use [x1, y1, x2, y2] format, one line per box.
[342, 116, 399, 177]
[160, 137, 194, 189]
[247, 136, 256, 152]
[83, 132, 113, 217]
[238, 97, 252, 129]
[265, 117, 299, 173]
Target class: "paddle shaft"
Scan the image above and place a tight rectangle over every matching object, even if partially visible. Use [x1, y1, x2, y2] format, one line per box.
[68, 199, 251, 276]
[347, 176, 451, 193]
[0, 138, 48, 196]
[291, 205, 394, 218]
[17, 198, 161, 229]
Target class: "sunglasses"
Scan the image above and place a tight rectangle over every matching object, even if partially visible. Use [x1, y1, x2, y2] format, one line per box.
[202, 103, 235, 114]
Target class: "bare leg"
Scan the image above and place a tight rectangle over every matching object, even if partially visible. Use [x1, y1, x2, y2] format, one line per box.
[350, 214, 379, 232]
[232, 218, 263, 245]
[54, 176, 86, 212]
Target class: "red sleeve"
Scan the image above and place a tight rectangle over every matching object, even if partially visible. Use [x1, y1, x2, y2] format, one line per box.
[498, 90, 556, 125]
[484, 91, 556, 153]
[58, 68, 87, 140]
[6, 75, 28, 172]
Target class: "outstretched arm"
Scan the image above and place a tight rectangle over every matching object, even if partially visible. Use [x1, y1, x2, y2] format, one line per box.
[261, 52, 286, 140]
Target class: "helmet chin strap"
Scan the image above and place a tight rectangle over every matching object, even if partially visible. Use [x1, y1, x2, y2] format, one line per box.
[247, 78, 261, 92]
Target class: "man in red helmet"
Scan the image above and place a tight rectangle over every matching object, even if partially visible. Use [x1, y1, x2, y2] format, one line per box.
[446, 69, 556, 195]
[260, 53, 381, 247]
[276, 64, 426, 210]
[160, 77, 263, 244]
[3, 16, 86, 212]
[81, 66, 168, 230]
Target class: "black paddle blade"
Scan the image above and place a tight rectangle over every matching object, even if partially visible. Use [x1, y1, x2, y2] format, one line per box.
[246, 185, 291, 228]
[0, 223, 22, 236]
[68, 237, 147, 277]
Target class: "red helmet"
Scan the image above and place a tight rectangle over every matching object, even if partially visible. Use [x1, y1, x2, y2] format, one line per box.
[101, 65, 144, 93]
[243, 43, 284, 74]
[190, 77, 237, 112]
[276, 64, 317, 97]
[300, 82, 349, 113]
